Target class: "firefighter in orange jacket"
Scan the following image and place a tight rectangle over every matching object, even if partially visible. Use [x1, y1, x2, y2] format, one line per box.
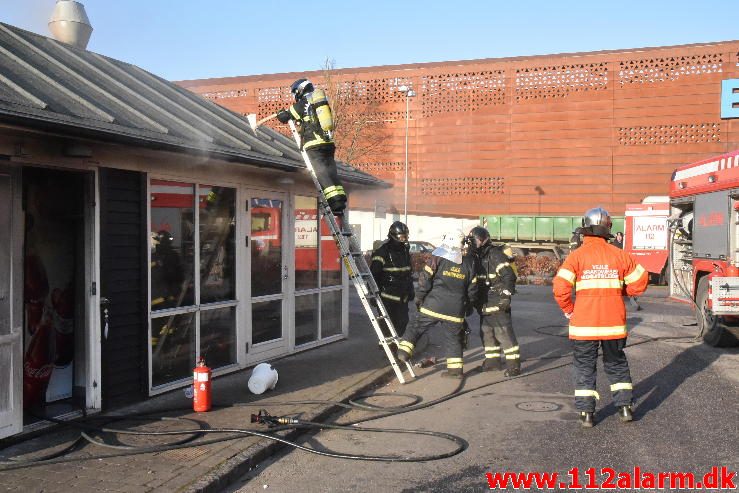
[553, 207, 648, 428]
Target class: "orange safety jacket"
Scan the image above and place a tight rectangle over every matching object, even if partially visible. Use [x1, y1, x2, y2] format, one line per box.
[553, 236, 648, 340]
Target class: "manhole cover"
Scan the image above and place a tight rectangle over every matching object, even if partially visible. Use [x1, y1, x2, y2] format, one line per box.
[515, 401, 562, 412]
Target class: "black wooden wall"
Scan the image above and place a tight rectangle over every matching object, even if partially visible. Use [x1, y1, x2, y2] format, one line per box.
[99, 168, 148, 407]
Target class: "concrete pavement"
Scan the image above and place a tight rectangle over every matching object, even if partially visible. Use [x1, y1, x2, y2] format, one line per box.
[0, 294, 397, 493]
[226, 286, 739, 492]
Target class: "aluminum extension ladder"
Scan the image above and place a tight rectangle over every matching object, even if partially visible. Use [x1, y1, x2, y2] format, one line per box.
[287, 120, 415, 384]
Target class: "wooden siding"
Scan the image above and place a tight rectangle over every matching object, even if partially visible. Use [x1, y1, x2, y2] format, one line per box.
[181, 42, 739, 217]
[99, 168, 148, 407]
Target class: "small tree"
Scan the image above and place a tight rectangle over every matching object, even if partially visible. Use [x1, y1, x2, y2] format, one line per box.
[319, 59, 390, 165]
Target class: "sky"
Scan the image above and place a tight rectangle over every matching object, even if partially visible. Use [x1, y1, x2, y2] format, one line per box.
[1, 0, 737, 82]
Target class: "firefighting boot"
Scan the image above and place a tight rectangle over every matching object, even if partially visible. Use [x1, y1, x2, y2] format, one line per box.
[504, 367, 521, 377]
[480, 358, 503, 372]
[441, 368, 463, 379]
[396, 347, 411, 364]
[579, 411, 595, 428]
[618, 405, 633, 423]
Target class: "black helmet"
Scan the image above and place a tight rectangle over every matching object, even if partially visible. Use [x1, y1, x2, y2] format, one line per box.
[581, 207, 612, 238]
[468, 226, 491, 250]
[388, 221, 409, 244]
[290, 78, 314, 102]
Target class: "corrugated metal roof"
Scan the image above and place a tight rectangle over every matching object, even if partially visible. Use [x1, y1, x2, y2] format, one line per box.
[0, 22, 387, 187]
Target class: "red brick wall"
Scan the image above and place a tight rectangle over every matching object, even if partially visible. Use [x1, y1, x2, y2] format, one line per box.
[179, 42, 739, 217]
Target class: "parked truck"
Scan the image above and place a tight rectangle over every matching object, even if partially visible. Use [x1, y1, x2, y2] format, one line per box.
[479, 214, 625, 259]
[669, 149, 739, 347]
[624, 197, 671, 284]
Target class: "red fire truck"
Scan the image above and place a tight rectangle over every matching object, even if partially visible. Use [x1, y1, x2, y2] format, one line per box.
[669, 149, 739, 347]
[624, 197, 670, 284]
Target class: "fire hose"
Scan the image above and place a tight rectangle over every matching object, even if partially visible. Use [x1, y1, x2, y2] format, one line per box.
[0, 329, 698, 471]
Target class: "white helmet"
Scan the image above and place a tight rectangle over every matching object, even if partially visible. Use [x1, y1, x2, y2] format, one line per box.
[432, 229, 465, 264]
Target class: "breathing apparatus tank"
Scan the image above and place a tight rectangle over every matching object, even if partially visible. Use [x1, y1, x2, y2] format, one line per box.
[307, 88, 335, 138]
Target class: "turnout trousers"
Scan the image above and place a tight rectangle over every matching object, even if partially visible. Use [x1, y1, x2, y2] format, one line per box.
[572, 338, 633, 412]
[397, 313, 464, 371]
[306, 146, 346, 214]
[479, 310, 520, 371]
[379, 298, 409, 338]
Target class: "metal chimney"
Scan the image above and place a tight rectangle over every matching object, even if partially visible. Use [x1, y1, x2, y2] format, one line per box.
[48, 0, 93, 50]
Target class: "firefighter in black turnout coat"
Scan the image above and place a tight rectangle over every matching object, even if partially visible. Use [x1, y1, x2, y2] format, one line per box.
[468, 227, 521, 376]
[370, 222, 414, 338]
[396, 230, 479, 378]
[276, 78, 347, 217]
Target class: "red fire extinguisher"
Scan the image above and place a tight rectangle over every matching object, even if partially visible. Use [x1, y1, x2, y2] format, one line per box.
[192, 357, 212, 412]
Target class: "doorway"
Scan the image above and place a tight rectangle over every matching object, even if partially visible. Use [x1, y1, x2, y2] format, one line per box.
[22, 167, 93, 422]
[246, 192, 289, 362]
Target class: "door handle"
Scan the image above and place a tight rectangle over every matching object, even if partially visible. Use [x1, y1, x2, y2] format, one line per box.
[100, 297, 110, 339]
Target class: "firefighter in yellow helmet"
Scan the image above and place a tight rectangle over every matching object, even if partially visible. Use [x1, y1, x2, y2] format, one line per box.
[276, 79, 347, 220]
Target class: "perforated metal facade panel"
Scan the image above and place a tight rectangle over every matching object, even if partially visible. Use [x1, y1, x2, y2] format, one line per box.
[180, 41, 739, 218]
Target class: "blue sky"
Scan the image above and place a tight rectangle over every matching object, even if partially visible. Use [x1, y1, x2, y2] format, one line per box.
[1, 0, 737, 82]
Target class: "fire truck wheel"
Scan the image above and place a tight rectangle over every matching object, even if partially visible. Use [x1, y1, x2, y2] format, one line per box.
[696, 276, 739, 347]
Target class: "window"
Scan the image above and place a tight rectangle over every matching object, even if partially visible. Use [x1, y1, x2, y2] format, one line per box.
[149, 180, 237, 389]
[293, 196, 344, 346]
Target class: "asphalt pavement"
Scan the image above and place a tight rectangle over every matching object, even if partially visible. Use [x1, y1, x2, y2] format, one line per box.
[226, 285, 739, 492]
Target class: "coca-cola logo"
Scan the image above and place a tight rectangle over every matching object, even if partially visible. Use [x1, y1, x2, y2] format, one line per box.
[24, 360, 53, 379]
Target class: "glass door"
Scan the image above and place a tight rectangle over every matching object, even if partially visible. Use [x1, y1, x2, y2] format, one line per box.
[247, 192, 288, 361]
[0, 167, 22, 439]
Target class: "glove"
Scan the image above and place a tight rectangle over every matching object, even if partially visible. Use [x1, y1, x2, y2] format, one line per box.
[276, 109, 291, 124]
[415, 300, 421, 312]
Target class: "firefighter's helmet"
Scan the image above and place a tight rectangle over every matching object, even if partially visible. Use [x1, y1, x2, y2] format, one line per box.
[432, 229, 465, 264]
[388, 221, 409, 244]
[581, 207, 612, 238]
[467, 226, 491, 251]
[290, 78, 314, 102]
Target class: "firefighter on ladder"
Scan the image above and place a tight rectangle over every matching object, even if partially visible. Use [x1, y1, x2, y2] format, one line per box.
[276, 79, 347, 224]
[467, 227, 521, 376]
[370, 222, 414, 339]
[396, 230, 479, 378]
[553, 207, 648, 428]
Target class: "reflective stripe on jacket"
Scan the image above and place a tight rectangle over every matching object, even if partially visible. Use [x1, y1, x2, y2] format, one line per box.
[369, 240, 414, 303]
[416, 254, 479, 323]
[552, 236, 648, 340]
[288, 96, 334, 150]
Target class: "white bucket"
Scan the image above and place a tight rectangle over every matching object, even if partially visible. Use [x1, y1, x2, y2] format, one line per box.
[248, 363, 279, 395]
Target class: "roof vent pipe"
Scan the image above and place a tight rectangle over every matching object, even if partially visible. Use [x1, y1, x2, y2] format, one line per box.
[48, 0, 93, 50]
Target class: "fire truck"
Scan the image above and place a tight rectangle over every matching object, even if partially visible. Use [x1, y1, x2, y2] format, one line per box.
[624, 197, 670, 284]
[669, 149, 739, 347]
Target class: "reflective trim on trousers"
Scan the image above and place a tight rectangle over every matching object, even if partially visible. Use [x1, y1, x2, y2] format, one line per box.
[397, 340, 414, 356]
[446, 357, 463, 369]
[610, 382, 633, 392]
[485, 345, 501, 358]
[505, 354, 520, 360]
[503, 345, 519, 353]
[323, 185, 346, 200]
[380, 292, 403, 302]
[574, 389, 600, 400]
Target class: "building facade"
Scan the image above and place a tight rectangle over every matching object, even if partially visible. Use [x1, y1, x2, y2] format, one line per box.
[0, 23, 384, 438]
[180, 41, 739, 219]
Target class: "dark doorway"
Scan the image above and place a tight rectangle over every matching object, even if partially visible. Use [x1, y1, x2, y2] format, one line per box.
[22, 167, 87, 422]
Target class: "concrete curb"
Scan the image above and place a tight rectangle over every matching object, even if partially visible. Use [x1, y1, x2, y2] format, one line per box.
[183, 365, 395, 493]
